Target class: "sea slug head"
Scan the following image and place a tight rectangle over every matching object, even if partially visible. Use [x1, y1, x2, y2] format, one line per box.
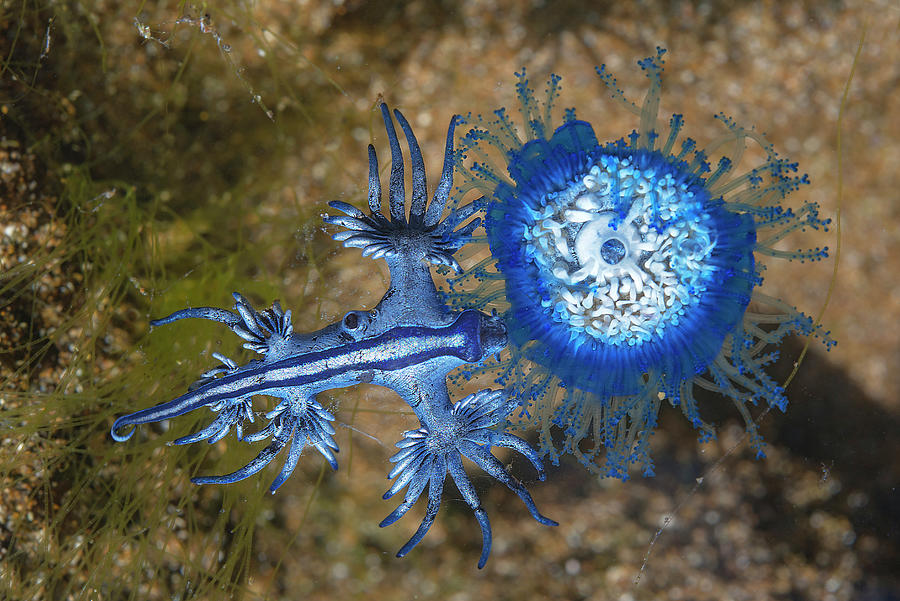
[476, 309, 508, 358]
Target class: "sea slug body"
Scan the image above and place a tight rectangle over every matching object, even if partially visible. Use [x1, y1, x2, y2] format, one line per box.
[111, 103, 556, 568]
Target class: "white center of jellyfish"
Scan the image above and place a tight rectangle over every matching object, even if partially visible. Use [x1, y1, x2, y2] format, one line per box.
[521, 155, 717, 346]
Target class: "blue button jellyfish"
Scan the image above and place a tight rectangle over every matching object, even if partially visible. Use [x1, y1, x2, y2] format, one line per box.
[446, 48, 835, 478]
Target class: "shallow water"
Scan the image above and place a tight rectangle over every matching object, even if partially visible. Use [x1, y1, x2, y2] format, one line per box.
[1, 1, 898, 599]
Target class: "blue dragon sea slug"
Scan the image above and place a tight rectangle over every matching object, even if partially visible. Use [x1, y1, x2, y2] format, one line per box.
[446, 48, 835, 478]
[111, 103, 556, 568]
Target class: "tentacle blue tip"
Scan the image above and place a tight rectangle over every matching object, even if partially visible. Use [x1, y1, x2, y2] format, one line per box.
[474, 508, 492, 569]
[538, 514, 559, 527]
[378, 511, 400, 528]
[191, 472, 252, 486]
[190, 476, 222, 486]
[110, 417, 136, 442]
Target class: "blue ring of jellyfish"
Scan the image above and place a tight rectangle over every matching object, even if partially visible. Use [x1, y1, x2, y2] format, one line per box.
[485, 119, 758, 398]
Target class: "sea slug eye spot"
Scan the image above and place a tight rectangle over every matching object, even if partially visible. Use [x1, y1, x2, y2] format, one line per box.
[341, 310, 371, 338]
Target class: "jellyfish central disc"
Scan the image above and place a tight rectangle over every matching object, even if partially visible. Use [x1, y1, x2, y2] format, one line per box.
[521, 151, 717, 346]
[600, 239, 626, 264]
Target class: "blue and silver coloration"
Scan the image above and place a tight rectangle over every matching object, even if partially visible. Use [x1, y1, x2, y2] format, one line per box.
[446, 48, 835, 477]
[111, 103, 556, 568]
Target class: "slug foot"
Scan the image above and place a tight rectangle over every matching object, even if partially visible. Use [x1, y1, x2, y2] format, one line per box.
[325, 103, 481, 274]
[192, 395, 339, 493]
[380, 389, 557, 569]
[150, 292, 293, 360]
